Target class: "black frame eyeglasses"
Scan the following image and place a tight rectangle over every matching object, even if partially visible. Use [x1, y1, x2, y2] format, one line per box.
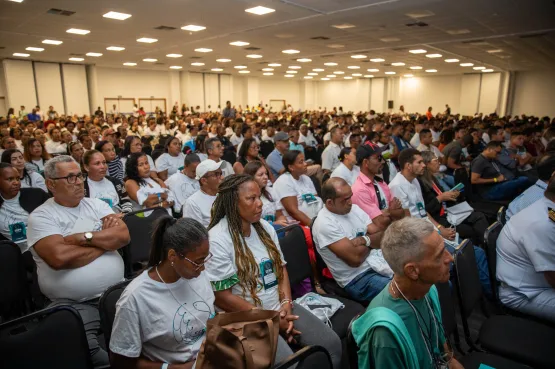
[50, 172, 85, 184]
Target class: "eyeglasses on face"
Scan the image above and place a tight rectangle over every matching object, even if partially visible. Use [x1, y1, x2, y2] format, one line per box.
[178, 252, 213, 271]
[50, 172, 85, 184]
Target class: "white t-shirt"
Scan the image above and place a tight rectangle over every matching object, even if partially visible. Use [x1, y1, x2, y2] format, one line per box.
[300, 131, 318, 147]
[205, 217, 286, 310]
[156, 153, 186, 177]
[230, 134, 244, 147]
[30, 158, 45, 172]
[110, 269, 215, 364]
[273, 173, 323, 223]
[389, 174, 426, 218]
[21, 171, 47, 192]
[0, 192, 30, 253]
[322, 142, 342, 171]
[45, 140, 67, 154]
[27, 198, 124, 301]
[417, 143, 444, 158]
[121, 155, 156, 174]
[143, 126, 159, 137]
[183, 190, 216, 228]
[261, 186, 283, 223]
[87, 177, 120, 209]
[165, 172, 199, 213]
[330, 163, 360, 186]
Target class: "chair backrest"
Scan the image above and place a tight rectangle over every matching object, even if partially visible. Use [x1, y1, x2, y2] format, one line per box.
[435, 282, 457, 339]
[274, 345, 333, 369]
[0, 305, 93, 369]
[309, 216, 327, 281]
[277, 225, 314, 288]
[310, 175, 322, 197]
[497, 206, 507, 225]
[259, 140, 275, 159]
[0, 241, 30, 319]
[99, 279, 132, 349]
[347, 313, 362, 369]
[453, 239, 483, 319]
[123, 207, 169, 268]
[454, 167, 477, 201]
[484, 221, 503, 305]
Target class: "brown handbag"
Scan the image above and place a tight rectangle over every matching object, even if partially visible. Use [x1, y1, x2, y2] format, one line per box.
[195, 309, 280, 369]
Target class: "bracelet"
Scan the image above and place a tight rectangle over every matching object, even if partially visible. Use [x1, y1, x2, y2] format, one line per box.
[494, 177, 498, 183]
[280, 299, 293, 306]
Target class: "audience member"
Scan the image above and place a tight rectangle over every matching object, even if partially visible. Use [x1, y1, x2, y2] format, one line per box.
[120, 136, 158, 180]
[68, 141, 85, 164]
[183, 159, 223, 228]
[45, 127, 67, 154]
[266, 131, 290, 178]
[205, 137, 234, 177]
[23, 138, 50, 174]
[330, 147, 360, 186]
[96, 140, 124, 182]
[156, 137, 186, 181]
[322, 126, 344, 174]
[1, 149, 47, 192]
[165, 153, 201, 215]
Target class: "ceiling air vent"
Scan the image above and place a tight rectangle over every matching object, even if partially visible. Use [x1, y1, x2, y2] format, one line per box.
[155, 62, 166, 65]
[190, 56, 202, 59]
[69, 53, 85, 57]
[321, 54, 336, 58]
[244, 47, 261, 51]
[154, 25, 176, 31]
[311, 36, 330, 40]
[406, 21, 428, 27]
[47, 8, 75, 16]
[519, 32, 548, 39]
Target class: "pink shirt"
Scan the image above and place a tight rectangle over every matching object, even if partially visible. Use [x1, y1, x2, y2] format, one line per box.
[351, 172, 393, 220]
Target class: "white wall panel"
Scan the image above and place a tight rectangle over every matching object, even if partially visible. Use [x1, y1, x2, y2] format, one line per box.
[459, 74, 481, 116]
[3, 59, 37, 111]
[220, 75, 232, 109]
[168, 71, 181, 111]
[315, 79, 370, 112]
[398, 75, 461, 115]
[62, 64, 90, 115]
[258, 78, 301, 109]
[0, 64, 6, 97]
[204, 73, 219, 111]
[232, 76, 247, 108]
[478, 73, 501, 115]
[370, 78, 386, 113]
[511, 70, 555, 117]
[187, 72, 204, 110]
[35, 62, 64, 114]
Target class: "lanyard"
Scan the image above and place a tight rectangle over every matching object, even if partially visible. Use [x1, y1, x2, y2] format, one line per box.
[431, 183, 446, 216]
[373, 181, 387, 210]
[491, 161, 502, 175]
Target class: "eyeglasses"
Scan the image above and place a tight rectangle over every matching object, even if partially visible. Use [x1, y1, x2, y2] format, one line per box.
[179, 252, 213, 271]
[50, 172, 85, 184]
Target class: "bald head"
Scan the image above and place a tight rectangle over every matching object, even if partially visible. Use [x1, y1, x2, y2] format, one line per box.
[322, 178, 353, 215]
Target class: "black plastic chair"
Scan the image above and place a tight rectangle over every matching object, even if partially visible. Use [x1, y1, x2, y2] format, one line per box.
[496, 206, 507, 225]
[259, 139, 275, 159]
[346, 313, 362, 369]
[0, 241, 31, 321]
[122, 207, 169, 277]
[483, 221, 503, 308]
[274, 345, 333, 369]
[0, 305, 93, 369]
[453, 240, 555, 369]
[99, 279, 132, 349]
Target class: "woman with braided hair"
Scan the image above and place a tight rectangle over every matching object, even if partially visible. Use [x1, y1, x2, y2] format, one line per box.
[204, 174, 342, 368]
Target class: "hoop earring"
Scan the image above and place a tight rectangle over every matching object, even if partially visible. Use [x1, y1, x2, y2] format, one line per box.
[171, 262, 174, 267]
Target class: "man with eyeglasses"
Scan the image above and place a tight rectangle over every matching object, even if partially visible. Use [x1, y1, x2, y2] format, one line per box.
[205, 137, 234, 178]
[183, 159, 224, 228]
[27, 155, 130, 368]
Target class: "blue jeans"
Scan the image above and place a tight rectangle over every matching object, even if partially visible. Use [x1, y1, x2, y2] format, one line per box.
[344, 268, 391, 302]
[482, 176, 531, 201]
[437, 174, 455, 190]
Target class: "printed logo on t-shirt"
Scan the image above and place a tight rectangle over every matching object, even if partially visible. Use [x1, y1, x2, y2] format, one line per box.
[172, 300, 214, 344]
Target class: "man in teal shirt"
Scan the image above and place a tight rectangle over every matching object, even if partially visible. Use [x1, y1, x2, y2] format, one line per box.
[353, 217, 464, 369]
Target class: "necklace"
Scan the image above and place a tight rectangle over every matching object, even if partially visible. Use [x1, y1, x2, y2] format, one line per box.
[155, 266, 209, 328]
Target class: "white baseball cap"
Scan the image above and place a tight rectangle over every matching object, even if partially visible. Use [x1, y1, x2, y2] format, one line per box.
[195, 159, 224, 180]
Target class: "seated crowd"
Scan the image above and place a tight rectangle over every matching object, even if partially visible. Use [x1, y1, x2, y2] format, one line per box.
[2, 102, 555, 369]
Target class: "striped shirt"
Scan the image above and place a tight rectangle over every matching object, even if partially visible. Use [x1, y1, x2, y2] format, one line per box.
[506, 179, 547, 222]
[107, 159, 124, 182]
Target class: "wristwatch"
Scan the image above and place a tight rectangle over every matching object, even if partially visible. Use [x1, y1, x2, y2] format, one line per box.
[84, 232, 93, 245]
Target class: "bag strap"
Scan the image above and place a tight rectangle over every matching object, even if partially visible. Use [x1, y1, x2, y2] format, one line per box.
[265, 318, 277, 366]
[238, 335, 256, 369]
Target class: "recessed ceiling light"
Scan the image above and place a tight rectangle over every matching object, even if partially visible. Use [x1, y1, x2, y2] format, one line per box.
[391, 62, 405, 66]
[409, 49, 427, 54]
[473, 66, 485, 70]
[327, 75, 336, 78]
[42, 39, 63, 45]
[8, 0, 24, 2]
[364, 75, 374, 78]
[246, 54, 262, 58]
[25, 47, 44, 52]
[344, 76, 353, 79]
[297, 58, 311, 62]
[234, 65, 247, 69]
[239, 70, 250, 74]
[482, 69, 494, 73]
[143, 58, 158, 62]
[380, 37, 401, 42]
[68, 57, 84, 61]
[460, 63, 474, 67]
[212, 68, 223, 72]
[370, 58, 385, 62]
[195, 48, 212, 52]
[404, 74, 414, 77]
[13, 53, 30, 57]
[347, 66, 360, 69]
[262, 68, 274, 71]
[367, 68, 379, 72]
[263, 72, 273, 76]
[327, 44, 345, 49]
[67, 28, 90, 35]
[324, 62, 338, 66]
[425, 69, 437, 72]
[245, 6, 275, 15]
[304, 76, 313, 79]
[446, 29, 470, 35]
[268, 63, 281, 67]
[385, 71, 396, 75]
[107, 46, 125, 51]
[333, 71, 344, 74]
[181, 25, 206, 32]
[282, 49, 300, 54]
[332, 24, 355, 29]
[284, 74, 294, 78]
[137, 37, 158, 43]
[103, 11, 132, 20]
[170, 66, 182, 69]
[191, 62, 205, 66]
[321, 78, 330, 80]
[86, 52, 103, 57]
[166, 54, 183, 58]
[351, 54, 367, 59]
[352, 73, 362, 76]
[230, 41, 250, 46]
[307, 73, 318, 76]
[445, 58, 459, 63]
[426, 54, 442, 58]
[289, 66, 301, 69]
[216, 58, 231, 62]
[487, 49, 503, 54]
[123, 62, 137, 66]
[410, 66, 423, 70]
[313, 68, 325, 72]
[286, 70, 297, 74]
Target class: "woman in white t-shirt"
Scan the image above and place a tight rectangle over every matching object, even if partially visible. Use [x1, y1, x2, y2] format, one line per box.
[120, 136, 159, 180]
[1, 149, 47, 192]
[23, 138, 51, 175]
[125, 153, 174, 214]
[67, 141, 85, 165]
[204, 175, 342, 369]
[110, 216, 214, 369]
[155, 137, 186, 181]
[243, 161, 287, 228]
[330, 147, 360, 186]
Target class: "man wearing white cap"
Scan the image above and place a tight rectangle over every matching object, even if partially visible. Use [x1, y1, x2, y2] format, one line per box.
[182, 159, 224, 227]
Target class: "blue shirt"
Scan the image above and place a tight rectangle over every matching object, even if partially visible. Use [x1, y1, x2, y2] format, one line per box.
[289, 141, 304, 154]
[266, 149, 283, 178]
[27, 113, 40, 122]
[506, 179, 548, 221]
[222, 107, 236, 118]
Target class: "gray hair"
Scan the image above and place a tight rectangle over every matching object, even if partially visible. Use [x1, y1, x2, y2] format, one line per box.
[381, 218, 435, 275]
[44, 155, 78, 179]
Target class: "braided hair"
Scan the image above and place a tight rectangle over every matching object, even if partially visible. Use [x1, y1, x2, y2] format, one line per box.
[208, 174, 284, 306]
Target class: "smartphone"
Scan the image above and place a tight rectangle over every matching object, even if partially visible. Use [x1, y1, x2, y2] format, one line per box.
[450, 183, 464, 192]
